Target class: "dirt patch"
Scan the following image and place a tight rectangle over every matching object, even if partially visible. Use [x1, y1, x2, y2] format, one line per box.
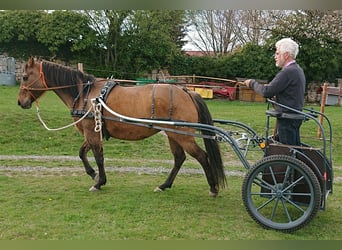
[0, 155, 339, 183]
[0, 155, 245, 177]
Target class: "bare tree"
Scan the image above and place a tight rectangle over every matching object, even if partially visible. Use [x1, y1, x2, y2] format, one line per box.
[185, 10, 287, 54]
[186, 10, 236, 55]
[234, 10, 287, 45]
[293, 10, 342, 42]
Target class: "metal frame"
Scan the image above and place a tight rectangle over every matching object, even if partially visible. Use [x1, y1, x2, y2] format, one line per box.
[264, 98, 333, 210]
[94, 96, 334, 229]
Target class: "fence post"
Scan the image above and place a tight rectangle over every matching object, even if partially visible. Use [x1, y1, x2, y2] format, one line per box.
[338, 78, 342, 106]
[317, 82, 328, 138]
[78, 63, 83, 72]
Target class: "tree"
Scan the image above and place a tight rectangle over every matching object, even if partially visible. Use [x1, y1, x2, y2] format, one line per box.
[185, 10, 287, 55]
[36, 10, 97, 63]
[233, 10, 287, 46]
[121, 10, 186, 75]
[186, 10, 237, 56]
[82, 10, 187, 78]
[224, 43, 277, 80]
[0, 10, 49, 59]
[82, 10, 133, 71]
[269, 10, 342, 82]
[0, 10, 98, 63]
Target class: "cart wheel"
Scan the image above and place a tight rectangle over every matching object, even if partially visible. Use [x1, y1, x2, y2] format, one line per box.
[242, 155, 321, 232]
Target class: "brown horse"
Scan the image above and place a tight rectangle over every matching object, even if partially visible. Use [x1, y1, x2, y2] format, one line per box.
[17, 57, 226, 196]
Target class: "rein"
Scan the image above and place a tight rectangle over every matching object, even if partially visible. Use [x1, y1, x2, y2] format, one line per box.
[35, 104, 94, 131]
[21, 62, 97, 131]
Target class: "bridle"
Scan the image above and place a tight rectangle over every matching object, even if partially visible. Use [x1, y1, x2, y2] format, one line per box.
[19, 62, 49, 103]
[20, 62, 90, 105]
[19, 61, 98, 132]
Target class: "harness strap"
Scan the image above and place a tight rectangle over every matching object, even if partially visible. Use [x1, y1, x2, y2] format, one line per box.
[82, 82, 92, 110]
[169, 84, 173, 119]
[151, 84, 157, 119]
[71, 81, 93, 116]
[150, 84, 174, 120]
[38, 62, 48, 89]
[98, 81, 118, 101]
[71, 81, 117, 118]
[97, 81, 119, 140]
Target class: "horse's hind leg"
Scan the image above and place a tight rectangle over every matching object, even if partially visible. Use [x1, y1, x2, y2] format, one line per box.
[154, 137, 186, 192]
[79, 141, 96, 180]
[182, 139, 219, 196]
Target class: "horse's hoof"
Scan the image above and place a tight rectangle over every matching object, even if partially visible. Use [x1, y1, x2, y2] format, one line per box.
[154, 187, 163, 192]
[89, 186, 100, 192]
[209, 191, 218, 197]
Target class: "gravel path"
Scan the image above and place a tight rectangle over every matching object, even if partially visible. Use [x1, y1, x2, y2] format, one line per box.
[0, 155, 340, 182]
[0, 155, 245, 177]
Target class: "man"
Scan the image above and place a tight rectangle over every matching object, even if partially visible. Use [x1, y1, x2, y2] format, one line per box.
[243, 38, 306, 146]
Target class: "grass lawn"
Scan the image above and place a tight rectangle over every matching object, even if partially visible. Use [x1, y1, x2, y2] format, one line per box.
[0, 85, 341, 239]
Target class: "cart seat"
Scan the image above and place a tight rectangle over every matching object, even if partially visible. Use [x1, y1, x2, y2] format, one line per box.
[266, 109, 305, 120]
[266, 110, 306, 120]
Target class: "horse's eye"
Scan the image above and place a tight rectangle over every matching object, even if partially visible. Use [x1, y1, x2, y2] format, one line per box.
[23, 76, 28, 81]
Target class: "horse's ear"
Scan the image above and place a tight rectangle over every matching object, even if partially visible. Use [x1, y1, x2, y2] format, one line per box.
[28, 57, 35, 67]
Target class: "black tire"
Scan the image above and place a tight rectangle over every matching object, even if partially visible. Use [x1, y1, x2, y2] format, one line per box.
[242, 155, 322, 232]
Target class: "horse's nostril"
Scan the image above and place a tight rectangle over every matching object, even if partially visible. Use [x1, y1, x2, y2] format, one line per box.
[18, 100, 21, 106]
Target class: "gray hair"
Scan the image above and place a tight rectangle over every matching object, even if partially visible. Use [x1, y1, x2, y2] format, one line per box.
[275, 38, 299, 59]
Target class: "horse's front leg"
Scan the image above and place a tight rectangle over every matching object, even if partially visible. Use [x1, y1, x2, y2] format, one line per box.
[89, 142, 107, 191]
[79, 140, 107, 191]
[79, 141, 97, 180]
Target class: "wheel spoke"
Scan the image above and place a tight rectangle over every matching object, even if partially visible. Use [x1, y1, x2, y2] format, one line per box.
[286, 192, 312, 197]
[253, 175, 276, 192]
[281, 195, 307, 213]
[282, 165, 291, 186]
[282, 175, 305, 193]
[249, 176, 278, 210]
[270, 197, 280, 220]
[256, 195, 276, 210]
[280, 198, 293, 222]
[268, 165, 278, 186]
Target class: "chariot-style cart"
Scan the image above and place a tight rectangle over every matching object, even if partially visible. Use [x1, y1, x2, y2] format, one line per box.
[214, 98, 333, 232]
[98, 96, 333, 232]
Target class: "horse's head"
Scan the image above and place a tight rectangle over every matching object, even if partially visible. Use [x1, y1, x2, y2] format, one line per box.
[17, 57, 47, 109]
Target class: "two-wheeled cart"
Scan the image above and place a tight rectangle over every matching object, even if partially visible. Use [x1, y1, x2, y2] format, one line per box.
[235, 99, 333, 232]
[98, 97, 333, 232]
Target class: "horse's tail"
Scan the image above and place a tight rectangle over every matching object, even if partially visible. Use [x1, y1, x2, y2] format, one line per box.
[187, 90, 227, 189]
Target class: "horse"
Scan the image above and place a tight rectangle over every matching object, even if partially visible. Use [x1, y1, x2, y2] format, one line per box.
[17, 57, 226, 196]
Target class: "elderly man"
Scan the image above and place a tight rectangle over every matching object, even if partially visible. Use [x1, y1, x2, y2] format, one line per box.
[243, 38, 306, 146]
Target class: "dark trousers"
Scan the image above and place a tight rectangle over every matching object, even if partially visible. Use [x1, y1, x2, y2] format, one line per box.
[276, 118, 303, 146]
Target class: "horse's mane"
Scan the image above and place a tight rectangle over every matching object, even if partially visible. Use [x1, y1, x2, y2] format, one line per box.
[42, 60, 96, 99]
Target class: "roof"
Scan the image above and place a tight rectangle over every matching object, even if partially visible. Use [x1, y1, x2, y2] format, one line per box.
[327, 86, 342, 96]
[183, 51, 216, 57]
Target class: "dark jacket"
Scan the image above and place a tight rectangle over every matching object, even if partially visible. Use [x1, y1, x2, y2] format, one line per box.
[249, 62, 305, 113]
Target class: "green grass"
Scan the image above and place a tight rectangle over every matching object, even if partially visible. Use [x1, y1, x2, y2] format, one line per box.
[1, 85, 342, 239]
[1, 172, 342, 240]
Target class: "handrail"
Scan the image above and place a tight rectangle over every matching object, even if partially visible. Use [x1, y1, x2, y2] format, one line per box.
[266, 98, 331, 161]
[266, 98, 333, 208]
